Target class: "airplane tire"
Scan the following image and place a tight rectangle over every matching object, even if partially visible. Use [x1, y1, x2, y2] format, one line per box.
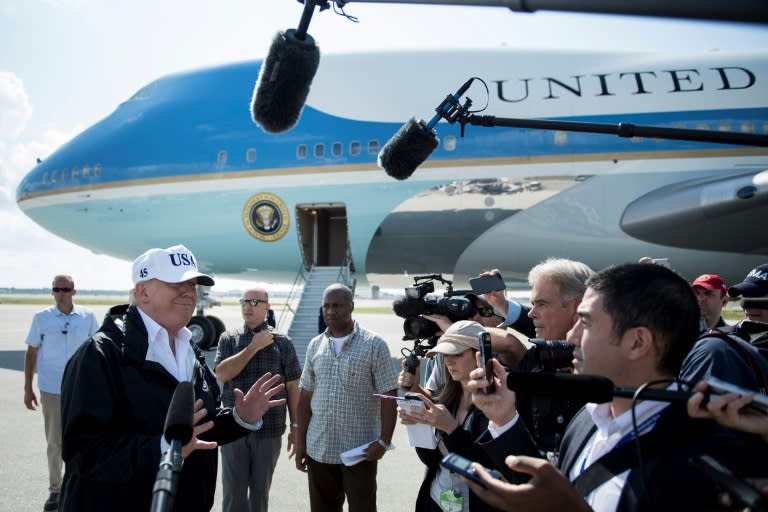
[188, 315, 215, 350]
[207, 316, 226, 348]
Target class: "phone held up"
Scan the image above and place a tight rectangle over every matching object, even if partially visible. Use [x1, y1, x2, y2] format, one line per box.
[469, 273, 505, 294]
[441, 452, 505, 488]
[478, 331, 496, 394]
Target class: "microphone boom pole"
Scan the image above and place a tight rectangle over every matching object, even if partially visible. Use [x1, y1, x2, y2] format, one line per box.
[465, 115, 768, 148]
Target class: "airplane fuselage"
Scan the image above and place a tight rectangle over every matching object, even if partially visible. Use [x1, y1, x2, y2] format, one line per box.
[16, 49, 768, 287]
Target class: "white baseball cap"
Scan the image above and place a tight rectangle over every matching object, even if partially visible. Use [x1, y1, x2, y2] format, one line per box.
[132, 245, 214, 286]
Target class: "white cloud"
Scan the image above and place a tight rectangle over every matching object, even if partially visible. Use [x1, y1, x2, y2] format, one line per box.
[0, 72, 31, 140]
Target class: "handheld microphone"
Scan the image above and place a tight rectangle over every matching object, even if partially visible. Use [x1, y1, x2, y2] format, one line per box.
[151, 381, 195, 512]
[505, 371, 692, 404]
[378, 78, 474, 181]
[251, 0, 322, 133]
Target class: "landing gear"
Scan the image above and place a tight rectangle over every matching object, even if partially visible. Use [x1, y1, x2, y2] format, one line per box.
[188, 315, 215, 350]
[187, 285, 227, 350]
[208, 316, 226, 345]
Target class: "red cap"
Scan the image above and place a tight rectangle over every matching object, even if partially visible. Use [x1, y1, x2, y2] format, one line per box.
[692, 274, 727, 294]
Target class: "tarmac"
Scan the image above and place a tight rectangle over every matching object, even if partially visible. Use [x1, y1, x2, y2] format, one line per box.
[0, 301, 425, 512]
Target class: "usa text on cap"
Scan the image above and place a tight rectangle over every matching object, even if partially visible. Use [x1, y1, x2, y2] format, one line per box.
[132, 245, 215, 286]
[727, 264, 768, 298]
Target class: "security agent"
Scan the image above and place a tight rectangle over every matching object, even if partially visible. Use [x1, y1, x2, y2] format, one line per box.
[59, 245, 286, 512]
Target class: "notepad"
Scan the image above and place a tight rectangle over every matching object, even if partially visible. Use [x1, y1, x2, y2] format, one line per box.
[340, 441, 395, 466]
[398, 400, 438, 449]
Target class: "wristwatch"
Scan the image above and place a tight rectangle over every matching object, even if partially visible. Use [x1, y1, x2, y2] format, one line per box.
[376, 439, 389, 449]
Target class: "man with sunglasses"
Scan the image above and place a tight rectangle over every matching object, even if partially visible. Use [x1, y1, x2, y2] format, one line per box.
[727, 264, 768, 361]
[23, 274, 98, 511]
[214, 287, 301, 512]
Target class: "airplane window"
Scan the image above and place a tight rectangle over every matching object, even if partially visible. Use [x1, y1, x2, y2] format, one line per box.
[297, 144, 308, 159]
[554, 131, 567, 146]
[246, 148, 256, 162]
[60, 169, 68, 182]
[444, 136, 456, 151]
[332, 142, 342, 157]
[741, 122, 754, 134]
[719, 122, 732, 132]
[350, 141, 361, 156]
[314, 144, 325, 158]
[367, 140, 379, 155]
[71, 168, 80, 180]
[94, 164, 102, 177]
[217, 150, 228, 167]
[82, 166, 90, 177]
[696, 123, 709, 132]
[42, 172, 49, 184]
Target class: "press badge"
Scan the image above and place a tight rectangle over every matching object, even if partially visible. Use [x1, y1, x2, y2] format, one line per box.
[439, 489, 463, 511]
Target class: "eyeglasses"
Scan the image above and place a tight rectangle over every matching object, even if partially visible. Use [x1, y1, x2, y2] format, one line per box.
[475, 306, 495, 317]
[240, 298, 268, 307]
[52, 287, 73, 293]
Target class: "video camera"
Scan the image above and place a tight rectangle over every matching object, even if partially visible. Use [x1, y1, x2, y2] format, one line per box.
[526, 338, 575, 372]
[393, 274, 474, 371]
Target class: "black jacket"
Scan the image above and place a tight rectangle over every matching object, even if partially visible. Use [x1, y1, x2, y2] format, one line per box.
[560, 404, 768, 511]
[413, 407, 525, 512]
[60, 305, 248, 512]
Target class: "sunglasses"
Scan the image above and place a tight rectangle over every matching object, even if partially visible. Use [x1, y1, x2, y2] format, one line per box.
[475, 306, 495, 317]
[240, 298, 268, 307]
[52, 287, 73, 293]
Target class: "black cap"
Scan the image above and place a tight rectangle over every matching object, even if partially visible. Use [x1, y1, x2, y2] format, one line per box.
[728, 264, 768, 298]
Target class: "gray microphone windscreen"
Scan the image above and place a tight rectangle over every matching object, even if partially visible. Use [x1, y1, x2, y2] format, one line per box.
[378, 118, 438, 180]
[251, 29, 320, 133]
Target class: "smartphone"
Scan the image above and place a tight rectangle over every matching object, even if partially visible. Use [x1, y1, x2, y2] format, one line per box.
[705, 376, 768, 414]
[441, 452, 504, 488]
[478, 332, 496, 394]
[690, 455, 768, 511]
[469, 274, 505, 294]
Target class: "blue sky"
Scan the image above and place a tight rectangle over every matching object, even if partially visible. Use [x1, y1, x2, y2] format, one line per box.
[1, 0, 767, 290]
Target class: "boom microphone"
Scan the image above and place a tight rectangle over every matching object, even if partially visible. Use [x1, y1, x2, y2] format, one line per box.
[378, 78, 474, 181]
[251, 1, 322, 133]
[151, 381, 195, 512]
[505, 371, 692, 404]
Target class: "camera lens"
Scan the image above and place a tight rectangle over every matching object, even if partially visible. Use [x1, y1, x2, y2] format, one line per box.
[403, 317, 440, 340]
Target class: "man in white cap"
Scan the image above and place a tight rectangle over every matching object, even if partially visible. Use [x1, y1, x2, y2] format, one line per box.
[59, 244, 287, 512]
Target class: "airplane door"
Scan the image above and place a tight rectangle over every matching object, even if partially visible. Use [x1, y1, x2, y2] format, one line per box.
[295, 204, 353, 270]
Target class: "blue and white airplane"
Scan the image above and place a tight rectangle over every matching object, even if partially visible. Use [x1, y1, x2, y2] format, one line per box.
[15, 48, 768, 296]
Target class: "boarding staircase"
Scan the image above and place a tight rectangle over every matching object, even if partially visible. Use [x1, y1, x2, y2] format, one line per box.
[285, 265, 355, 364]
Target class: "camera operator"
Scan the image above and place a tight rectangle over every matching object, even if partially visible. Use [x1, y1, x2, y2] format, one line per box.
[394, 275, 524, 396]
[478, 258, 595, 455]
[397, 292, 529, 397]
